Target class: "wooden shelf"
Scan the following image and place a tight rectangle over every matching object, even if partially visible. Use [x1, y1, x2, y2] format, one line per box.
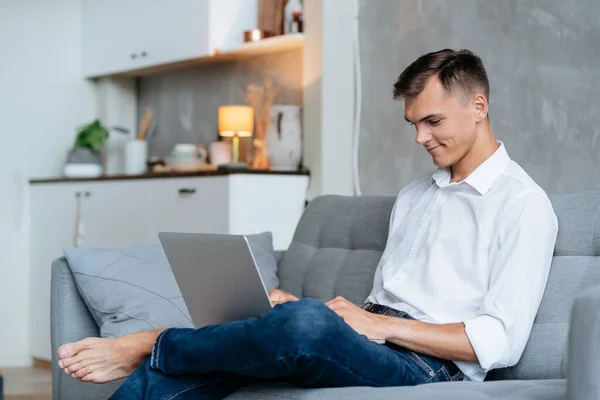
[113, 34, 304, 78]
[29, 167, 311, 184]
[215, 33, 304, 57]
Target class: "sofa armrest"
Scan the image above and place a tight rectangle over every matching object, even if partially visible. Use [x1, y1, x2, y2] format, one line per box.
[567, 283, 600, 400]
[51, 257, 122, 400]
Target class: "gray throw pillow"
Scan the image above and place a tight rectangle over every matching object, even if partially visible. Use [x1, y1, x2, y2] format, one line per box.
[64, 232, 279, 338]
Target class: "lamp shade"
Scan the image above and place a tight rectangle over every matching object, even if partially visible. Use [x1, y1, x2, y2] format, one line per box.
[218, 106, 254, 137]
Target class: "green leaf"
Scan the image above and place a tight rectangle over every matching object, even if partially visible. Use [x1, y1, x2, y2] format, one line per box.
[73, 119, 110, 151]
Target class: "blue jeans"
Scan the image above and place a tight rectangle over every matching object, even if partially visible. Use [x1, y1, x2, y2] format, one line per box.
[111, 299, 463, 400]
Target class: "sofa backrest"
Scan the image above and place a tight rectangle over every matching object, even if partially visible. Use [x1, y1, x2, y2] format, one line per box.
[278, 195, 394, 305]
[278, 191, 600, 381]
[488, 190, 600, 380]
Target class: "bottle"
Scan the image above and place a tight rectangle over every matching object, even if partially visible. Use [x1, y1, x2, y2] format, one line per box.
[284, 0, 303, 34]
[292, 10, 303, 33]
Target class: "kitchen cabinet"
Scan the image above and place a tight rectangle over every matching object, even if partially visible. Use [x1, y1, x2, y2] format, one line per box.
[29, 172, 308, 360]
[82, 0, 258, 78]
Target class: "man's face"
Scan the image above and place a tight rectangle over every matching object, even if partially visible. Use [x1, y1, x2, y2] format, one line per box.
[404, 77, 477, 168]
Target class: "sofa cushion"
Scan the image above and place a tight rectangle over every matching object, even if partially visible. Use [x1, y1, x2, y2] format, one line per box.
[278, 195, 395, 305]
[64, 232, 278, 338]
[225, 379, 566, 400]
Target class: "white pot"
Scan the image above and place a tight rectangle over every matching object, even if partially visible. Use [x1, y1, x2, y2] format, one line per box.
[266, 105, 302, 171]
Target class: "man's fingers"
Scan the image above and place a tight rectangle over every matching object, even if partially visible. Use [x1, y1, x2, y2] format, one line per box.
[269, 289, 299, 303]
[326, 298, 349, 309]
[269, 294, 284, 303]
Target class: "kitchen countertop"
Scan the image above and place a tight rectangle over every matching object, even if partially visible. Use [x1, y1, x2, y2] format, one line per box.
[29, 168, 310, 184]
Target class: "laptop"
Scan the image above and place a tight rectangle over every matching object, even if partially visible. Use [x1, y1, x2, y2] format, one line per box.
[158, 232, 273, 328]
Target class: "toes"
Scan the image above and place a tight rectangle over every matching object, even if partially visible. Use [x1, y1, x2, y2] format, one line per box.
[59, 352, 86, 370]
[58, 337, 98, 359]
[80, 372, 96, 383]
[73, 366, 91, 379]
[64, 358, 95, 375]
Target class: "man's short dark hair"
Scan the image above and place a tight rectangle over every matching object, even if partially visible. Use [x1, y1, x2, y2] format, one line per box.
[393, 49, 490, 103]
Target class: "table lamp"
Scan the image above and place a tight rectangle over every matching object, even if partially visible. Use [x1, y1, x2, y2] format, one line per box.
[218, 105, 254, 169]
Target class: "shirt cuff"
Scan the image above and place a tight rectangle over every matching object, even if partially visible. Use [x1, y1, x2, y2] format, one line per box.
[464, 315, 509, 371]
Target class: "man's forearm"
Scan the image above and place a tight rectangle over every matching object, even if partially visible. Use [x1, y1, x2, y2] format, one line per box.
[382, 318, 478, 363]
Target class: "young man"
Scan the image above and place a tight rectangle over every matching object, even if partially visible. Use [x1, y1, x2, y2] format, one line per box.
[56, 49, 558, 399]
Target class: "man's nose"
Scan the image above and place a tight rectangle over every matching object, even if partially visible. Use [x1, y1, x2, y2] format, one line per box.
[415, 127, 432, 145]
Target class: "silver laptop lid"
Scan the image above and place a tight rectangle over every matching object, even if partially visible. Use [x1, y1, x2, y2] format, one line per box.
[158, 232, 272, 328]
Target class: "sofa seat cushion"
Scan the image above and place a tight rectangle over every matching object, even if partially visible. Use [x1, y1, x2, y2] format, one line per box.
[226, 379, 566, 400]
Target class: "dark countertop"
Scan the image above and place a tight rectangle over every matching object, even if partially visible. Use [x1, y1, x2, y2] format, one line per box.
[30, 168, 310, 184]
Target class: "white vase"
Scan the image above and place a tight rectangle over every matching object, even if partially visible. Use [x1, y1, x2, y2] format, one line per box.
[266, 105, 302, 171]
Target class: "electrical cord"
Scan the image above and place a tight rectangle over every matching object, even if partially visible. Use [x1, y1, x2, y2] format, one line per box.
[352, 0, 362, 196]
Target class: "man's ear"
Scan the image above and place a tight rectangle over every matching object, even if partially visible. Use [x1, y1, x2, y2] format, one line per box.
[473, 94, 488, 122]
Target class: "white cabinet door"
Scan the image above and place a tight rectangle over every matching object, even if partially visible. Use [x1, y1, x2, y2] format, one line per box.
[82, 0, 209, 77]
[82, 0, 142, 77]
[79, 180, 152, 248]
[82, 0, 257, 77]
[147, 177, 229, 241]
[134, 0, 209, 70]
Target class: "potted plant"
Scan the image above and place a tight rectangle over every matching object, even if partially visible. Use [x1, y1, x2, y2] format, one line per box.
[67, 119, 110, 165]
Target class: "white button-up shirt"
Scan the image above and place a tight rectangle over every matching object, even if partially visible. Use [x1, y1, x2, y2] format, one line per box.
[366, 142, 558, 382]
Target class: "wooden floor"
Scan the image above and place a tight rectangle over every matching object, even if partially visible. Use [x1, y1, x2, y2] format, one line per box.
[2, 366, 51, 400]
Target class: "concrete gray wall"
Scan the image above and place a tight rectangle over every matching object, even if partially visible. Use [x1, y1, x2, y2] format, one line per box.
[357, 0, 600, 195]
[139, 49, 302, 159]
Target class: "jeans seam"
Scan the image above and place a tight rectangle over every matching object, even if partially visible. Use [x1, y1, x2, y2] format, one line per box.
[152, 329, 170, 371]
[450, 369, 464, 381]
[439, 365, 451, 381]
[415, 365, 447, 385]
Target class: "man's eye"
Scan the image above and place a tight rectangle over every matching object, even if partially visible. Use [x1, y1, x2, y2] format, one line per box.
[429, 120, 441, 126]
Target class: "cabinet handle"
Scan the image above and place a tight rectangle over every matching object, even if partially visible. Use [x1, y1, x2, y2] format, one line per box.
[75, 191, 91, 198]
[131, 53, 137, 59]
[140, 51, 147, 57]
[178, 188, 196, 195]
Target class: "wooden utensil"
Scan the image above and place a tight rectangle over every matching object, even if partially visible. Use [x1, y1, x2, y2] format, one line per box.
[137, 107, 153, 140]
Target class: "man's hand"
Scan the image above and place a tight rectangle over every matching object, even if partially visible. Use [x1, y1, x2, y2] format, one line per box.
[327, 297, 478, 362]
[325, 296, 390, 341]
[269, 289, 299, 305]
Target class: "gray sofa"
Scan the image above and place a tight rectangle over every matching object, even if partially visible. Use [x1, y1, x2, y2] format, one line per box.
[51, 193, 600, 399]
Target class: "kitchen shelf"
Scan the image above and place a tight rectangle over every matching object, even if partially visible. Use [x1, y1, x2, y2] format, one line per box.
[114, 33, 304, 78]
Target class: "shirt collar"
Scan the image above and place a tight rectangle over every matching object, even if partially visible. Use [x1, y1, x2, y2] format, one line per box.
[432, 141, 510, 196]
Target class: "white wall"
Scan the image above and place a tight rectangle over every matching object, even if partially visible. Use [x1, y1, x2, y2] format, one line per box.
[303, 0, 355, 199]
[0, 0, 96, 366]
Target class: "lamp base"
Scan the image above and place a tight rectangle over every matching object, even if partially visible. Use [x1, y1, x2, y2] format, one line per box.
[217, 162, 249, 171]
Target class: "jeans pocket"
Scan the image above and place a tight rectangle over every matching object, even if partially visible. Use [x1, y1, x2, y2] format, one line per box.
[406, 351, 437, 383]
[407, 352, 461, 385]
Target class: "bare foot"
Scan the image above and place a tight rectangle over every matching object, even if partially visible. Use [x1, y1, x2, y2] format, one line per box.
[57, 329, 163, 383]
